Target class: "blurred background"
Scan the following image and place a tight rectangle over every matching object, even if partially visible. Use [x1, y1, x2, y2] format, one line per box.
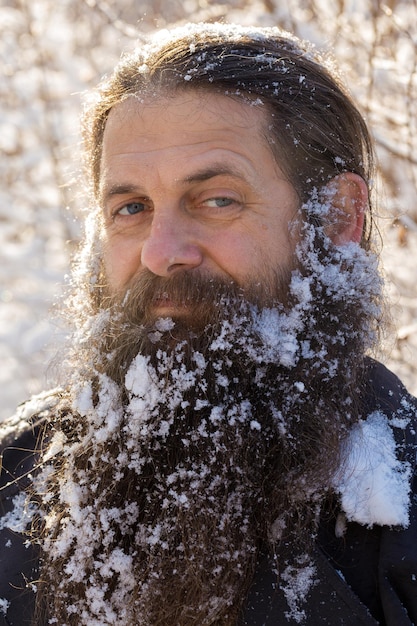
[1, 0, 416, 421]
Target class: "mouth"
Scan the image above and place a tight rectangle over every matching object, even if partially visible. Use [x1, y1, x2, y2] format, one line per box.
[151, 292, 191, 316]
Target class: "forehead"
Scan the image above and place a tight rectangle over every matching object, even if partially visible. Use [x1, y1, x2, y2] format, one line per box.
[101, 90, 271, 157]
[98, 90, 283, 201]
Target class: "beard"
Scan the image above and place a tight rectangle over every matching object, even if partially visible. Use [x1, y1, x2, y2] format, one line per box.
[90, 263, 294, 385]
[32, 213, 383, 625]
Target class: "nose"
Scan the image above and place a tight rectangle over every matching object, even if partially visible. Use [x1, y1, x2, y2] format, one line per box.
[140, 212, 203, 277]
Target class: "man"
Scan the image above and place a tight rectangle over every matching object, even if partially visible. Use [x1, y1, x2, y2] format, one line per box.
[0, 22, 416, 626]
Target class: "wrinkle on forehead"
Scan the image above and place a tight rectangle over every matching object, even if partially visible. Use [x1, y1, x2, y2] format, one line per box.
[98, 90, 290, 204]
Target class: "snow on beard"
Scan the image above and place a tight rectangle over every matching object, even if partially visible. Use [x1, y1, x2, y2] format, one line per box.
[35, 192, 382, 625]
[39, 288, 293, 625]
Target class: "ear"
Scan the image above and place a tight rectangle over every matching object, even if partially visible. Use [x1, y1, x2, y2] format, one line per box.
[323, 173, 368, 245]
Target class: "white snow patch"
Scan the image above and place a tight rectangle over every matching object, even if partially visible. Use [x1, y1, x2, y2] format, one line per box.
[125, 354, 161, 404]
[154, 317, 175, 332]
[72, 381, 93, 416]
[0, 492, 37, 533]
[0, 598, 10, 616]
[335, 411, 412, 527]
[281, 560, 317, 623]
[43, 429, 66, 462]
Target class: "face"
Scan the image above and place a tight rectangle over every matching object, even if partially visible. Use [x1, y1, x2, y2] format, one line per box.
[99, 91, 300, 317]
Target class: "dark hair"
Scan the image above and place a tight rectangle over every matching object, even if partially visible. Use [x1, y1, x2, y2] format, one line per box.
[83, 23, 375, 246]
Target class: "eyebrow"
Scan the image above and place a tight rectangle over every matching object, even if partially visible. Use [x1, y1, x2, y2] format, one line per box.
[101, 164, 248, 203]
[101, 183, 142, 203]
[181, 164, 248, 184]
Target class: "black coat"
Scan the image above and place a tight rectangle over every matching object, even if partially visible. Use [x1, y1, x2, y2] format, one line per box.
[1, 361, 416, 625]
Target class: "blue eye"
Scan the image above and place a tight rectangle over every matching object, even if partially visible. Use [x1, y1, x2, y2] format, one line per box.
[204, 197, 234, 208]
[118, 202, 145, 215]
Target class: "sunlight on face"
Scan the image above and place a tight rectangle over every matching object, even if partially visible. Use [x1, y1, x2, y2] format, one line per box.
[99, 90, 300, 307]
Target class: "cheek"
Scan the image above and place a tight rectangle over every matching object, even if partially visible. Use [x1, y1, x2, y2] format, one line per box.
[103, 237, 143, 288]
[208, 232, 273, 282]
[259, 214, 298, 265]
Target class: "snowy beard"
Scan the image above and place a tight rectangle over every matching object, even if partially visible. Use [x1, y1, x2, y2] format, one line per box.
[34, 208, 383, 625]
[89, 263, 294, 386]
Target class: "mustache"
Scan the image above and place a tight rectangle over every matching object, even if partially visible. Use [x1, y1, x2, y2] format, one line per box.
[103, 266, 294, 324]
[105, 270, 251, 325]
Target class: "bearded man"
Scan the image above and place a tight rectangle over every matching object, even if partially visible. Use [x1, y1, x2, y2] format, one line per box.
[0, 23, 416, 626]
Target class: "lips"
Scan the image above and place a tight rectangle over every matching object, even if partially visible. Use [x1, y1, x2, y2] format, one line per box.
[153, 291, 176, 308]
[152, 291, 189, 314]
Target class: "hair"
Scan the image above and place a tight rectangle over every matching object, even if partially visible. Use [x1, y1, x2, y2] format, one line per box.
[82, 23, 376, 248]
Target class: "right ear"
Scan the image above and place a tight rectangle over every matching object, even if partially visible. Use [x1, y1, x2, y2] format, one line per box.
[322, 173, 368, 246]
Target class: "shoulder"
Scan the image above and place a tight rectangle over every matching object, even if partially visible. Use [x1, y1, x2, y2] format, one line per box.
[0, 388, 66, 516]
[0, 390, 63, 626]
[0, 387, 66, 520]
[242, 546, 380, 625]
[364, 358, 417, 422]
[0, 388, 65, 526]
[0, 388, 64, 453]
[333, 360, 417, 529]
[318, 361, 417, 624]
